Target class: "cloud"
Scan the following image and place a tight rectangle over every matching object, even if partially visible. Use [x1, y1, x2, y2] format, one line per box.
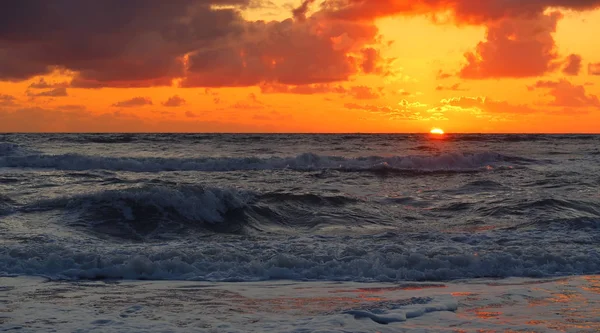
[436, 83, 466, 91]
[320, 1, 600, 79]
[460, 12, 562, 79]
[2, 1, 598, 88]
[562, 54, 583, 76]
[185, 111, 198, 118]
[349, 86, 382, 99]
[27, 87, 68, 97]
[0, 106, 275, 132]
[0, 107, 140, 132]
[589, 63, 600, 75]
[260, 83, 381, 99]
[56, 105, 87, 111]
[0, 0, 390, 88]
[260, 83, 347, 94]
[344, 102, 420, 120]
[319, 0, 600, 23]
[112, 97, 153, 108]
[436, 70, 452, 80]
[28, 77, 69, 89]
[292, 0, 317, 21]
[180, 17, 384, 87]
[162, 95, 186, 107]
[529, 79, 600, 108]
[440, 96, 538, 114]
[231, 93, 265, 110]
[0, 94, 17, 106]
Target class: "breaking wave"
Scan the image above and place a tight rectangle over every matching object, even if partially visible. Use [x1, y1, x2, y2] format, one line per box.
[1, 240, 598, 282]
[0, 151, 524, 173]
[26, 185, 253, 238]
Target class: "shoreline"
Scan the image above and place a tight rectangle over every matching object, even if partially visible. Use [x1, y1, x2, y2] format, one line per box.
[2, 275, 599, 332]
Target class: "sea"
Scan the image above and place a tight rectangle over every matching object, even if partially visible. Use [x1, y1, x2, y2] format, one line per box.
[1, 133, 599, 332]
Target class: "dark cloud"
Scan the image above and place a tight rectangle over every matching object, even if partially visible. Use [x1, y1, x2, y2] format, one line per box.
[293, 0, 317, 21]
[27, 87, 68, 97]
[562, 54, 583, 76]
[180, 17, 382, 87]
[0, 0, 388, 88]
[162, 95, 186, 107]
[28, 77, 70, 89]
[112, 97, 153, 108]
[0, 0, 250, 86]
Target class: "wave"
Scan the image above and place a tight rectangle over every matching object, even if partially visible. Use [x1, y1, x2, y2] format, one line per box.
[478, 198, 600, 220]
[26, 185, 253, 238]
[21, 184, 374, 239]
[0, 151, 524, 173]
[0, 142, 32, 157]
[0, 194, 15, 216]
[1, 240, 598, 282]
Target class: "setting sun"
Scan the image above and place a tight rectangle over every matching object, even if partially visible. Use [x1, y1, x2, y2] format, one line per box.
[430, 128, 445, 135]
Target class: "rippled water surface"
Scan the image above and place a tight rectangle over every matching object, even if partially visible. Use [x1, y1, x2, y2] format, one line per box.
[1, 133, 599, 281]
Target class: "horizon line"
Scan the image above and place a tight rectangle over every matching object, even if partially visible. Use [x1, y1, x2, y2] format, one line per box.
[1, 132, 600, 135]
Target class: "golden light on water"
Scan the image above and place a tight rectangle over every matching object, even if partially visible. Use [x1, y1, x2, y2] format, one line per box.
[430, 128, 445, 135]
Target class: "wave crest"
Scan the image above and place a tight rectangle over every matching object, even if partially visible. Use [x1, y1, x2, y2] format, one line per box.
[0, 151, 520, 173]
[28, 185, 252, 238]
[1, 242, 598, 282]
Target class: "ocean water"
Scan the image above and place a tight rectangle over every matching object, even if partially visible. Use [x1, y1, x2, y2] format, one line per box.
[1, 133, 599, 283]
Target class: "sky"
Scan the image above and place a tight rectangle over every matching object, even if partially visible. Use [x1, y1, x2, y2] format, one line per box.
[1, 0, 600, 133]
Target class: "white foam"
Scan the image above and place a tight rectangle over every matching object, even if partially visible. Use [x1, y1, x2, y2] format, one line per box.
[1, 235, 598, 282]
[0, 151, 513, 172]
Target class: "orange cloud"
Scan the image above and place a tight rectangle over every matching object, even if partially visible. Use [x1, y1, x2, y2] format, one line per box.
[320, 0, 600, 23]
[260, 83, 381, 99]
[260, 83, 347, 94]
[27, 87, 68, 97]
[344, 102, 420, 120]
[460, 12, 562, 79]
[589, 63, 600, 75]
[0, 95, 17, 107]
[320, 1, 600, 79]
[530, 80, 600, 108]
[162, 95, 186, 107]
[441, 96, 538, 114]
[436, 83, 466, 91]
[112, 97, 153, 108]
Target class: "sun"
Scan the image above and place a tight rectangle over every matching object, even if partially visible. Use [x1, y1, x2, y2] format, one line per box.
[430, 128, 445, 135]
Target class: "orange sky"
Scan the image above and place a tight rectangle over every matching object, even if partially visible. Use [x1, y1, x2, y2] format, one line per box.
[1, 0, 599, 133]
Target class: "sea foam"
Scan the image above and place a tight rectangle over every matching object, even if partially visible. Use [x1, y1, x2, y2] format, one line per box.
[0, 151, 520, 173]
